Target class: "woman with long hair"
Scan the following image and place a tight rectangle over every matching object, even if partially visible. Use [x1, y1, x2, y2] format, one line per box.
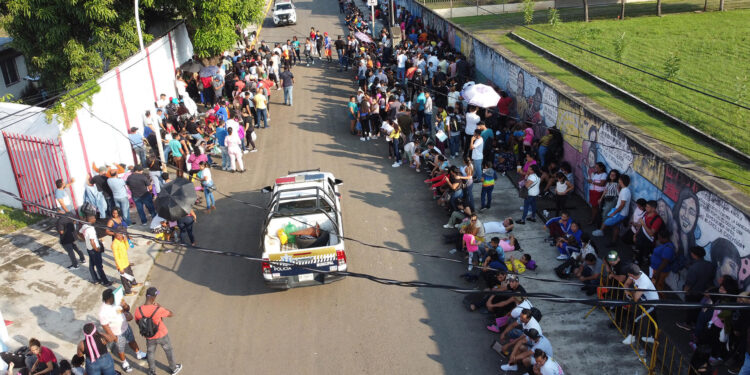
[76, 323, 116, 375]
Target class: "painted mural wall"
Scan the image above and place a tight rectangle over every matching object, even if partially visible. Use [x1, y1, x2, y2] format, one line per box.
[398, 0, 750, 292]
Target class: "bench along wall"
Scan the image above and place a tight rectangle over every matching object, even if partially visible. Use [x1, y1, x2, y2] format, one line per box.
[396, 0, 750, 292]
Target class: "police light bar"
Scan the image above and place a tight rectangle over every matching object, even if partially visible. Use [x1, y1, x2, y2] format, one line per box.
[275, 173, 326, 185]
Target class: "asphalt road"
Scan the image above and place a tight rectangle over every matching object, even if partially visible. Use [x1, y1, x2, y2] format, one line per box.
[142, 2, 503, 374]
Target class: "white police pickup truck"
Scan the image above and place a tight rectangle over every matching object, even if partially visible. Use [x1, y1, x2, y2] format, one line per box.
[260, 170, 346, 289]
[272, 0, 297, 26]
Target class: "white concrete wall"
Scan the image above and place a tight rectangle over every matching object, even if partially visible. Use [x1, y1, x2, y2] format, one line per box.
[0, 54, 30, 101]
[431, 0, 555, 16]
[0, 23, 194, 211]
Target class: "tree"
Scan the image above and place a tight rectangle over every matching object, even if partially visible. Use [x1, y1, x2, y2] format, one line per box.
[522, 0, 535, 25]
[1, 0, 151, 127]
[620, 0, 626, 20]
[657, 0, 663, 16]
[583, 0, 590, 22]
[152, 0, 267, 61]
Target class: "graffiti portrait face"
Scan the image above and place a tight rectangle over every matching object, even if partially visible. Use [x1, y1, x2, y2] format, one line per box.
[587, 148, 596, 169]
[516, 71, 524, 97]
[679, 196, 698, 233]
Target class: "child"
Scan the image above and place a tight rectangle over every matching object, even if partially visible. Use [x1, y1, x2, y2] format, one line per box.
[506, 253, 534, 274]
[198, 161, 216, 211]
[462, 224, 479, 271]
[111, 232, 139, 296]
[70, 355, 85, 375]
[480, 159, 497, 211]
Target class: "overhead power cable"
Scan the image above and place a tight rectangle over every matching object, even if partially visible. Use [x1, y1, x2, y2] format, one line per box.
[2, 187, 749, 309]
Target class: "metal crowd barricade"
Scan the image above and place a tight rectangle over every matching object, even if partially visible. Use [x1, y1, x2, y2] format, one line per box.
[594, 264, 696, 375]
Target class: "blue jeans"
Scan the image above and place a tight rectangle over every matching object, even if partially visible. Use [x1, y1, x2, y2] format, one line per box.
[134, 194, 156, 224]
[481, 185, 494, 209]
[449, 134, 460, 156]
[738, 353, 750, 375]
[463, 183, 475, 212]
[393, 138, 401, 163]
[472, 159, 483, 181]
[522, 195, 538, 221]
[219, 146, 230, 170]
[85, 352, 116, 375]
[449, 189, 464, 210]
[256, 108, 268, 128]
[538, 145, 548, 167]
[423, 113, 432, 135]
[337, 49, 344, 66]
[114, 196, 131, 224]
[88, 248, 109, 284]
[134, 146, 147, 167]
[397, 67, 405, 83]
[283, 86, 293, 106]
[203, 182, 215, 208]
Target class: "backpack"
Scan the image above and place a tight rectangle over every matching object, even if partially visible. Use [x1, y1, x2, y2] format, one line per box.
[137, 306, 161, 338]
[530, 307, 543, 322]
[554, 259, 575, 279]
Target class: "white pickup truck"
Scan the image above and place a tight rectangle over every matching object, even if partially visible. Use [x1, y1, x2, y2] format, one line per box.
[272, 0, 297, 26]
[260, 170, 346, 289]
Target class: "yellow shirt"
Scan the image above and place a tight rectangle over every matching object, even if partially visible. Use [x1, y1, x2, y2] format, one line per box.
[254, 93, 267, 110]
[112, 239, 130, 270]
[505, 259, 526, 274]
[391, 129, 400, 140]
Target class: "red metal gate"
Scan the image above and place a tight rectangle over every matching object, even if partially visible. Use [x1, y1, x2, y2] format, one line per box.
[2, 131, 76, 215]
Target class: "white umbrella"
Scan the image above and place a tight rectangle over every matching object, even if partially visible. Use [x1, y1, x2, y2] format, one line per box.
[461, 83, 500, 108]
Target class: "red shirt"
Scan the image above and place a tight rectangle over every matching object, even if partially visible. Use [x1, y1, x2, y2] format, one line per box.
[497, 97, 513, 116]
[37, 346, 57, 363]
[134, 304, 170, 339]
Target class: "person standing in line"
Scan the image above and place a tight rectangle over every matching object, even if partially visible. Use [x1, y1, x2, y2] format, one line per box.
[84, 177, 108, 220]
[479, 160, 497, 212]
[225, 127, 245, 173]
[279, 66, 295, 106]
[463, 105, 479, 159]
[240, 93, 257, 152]
[107, 172, 132, 225]
[177, 209, 197, 246]
[127, 127, 148, 168]
[134, 287, 183, 375]
[98, 289, 147, 373]
[423, 92, 433, 135]
[91, 167, 114, 216]
[111, 232, 139, 296]
[198, 162, 215, 212]
[126, 166, 156, 225]
[54, 178, 75, 213]
[676, 246, 715, 332]
[254, 89, 269, 129]
[470, 129, 484, 182]
[167, 133, 186, 179]
[56, 211, 86, 270]
[517, 164, 541, 225]
[214, 120, 230, 171]
[80, 216, 111, 286]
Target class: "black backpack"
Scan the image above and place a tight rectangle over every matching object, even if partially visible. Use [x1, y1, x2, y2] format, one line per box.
[530, 307, 543, 322]
[137, 306, 161, 338]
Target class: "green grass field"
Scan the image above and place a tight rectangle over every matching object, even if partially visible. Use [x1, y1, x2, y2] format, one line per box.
[452, 7, 750, 190]
[0, 205, 44, 235]
[494, 34, 750, 193]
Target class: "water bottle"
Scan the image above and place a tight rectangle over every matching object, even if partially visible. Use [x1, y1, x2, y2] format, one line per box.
[128, 239, 134, 248]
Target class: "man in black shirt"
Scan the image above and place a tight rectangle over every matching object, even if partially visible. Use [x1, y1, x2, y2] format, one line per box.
[676, 246, 715, 331]
[90, 166, 113, 215]
[605, 250, 631, 284]
[335, 35, 346, 71]
[126, 165, 156, 225]
[56, 212, 86, 269]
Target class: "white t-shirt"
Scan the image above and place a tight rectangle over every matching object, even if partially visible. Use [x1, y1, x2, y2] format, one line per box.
[226, 118, 240, 134]
[633, 273, 659, 301]
[539, 358, 565, 375]
[81, 224, 98, 250]
[483, 221, 508, 235]
[630, 206, 645, 233]
[510, 299, 532, 319]
[522, 316, 542, 336]
[471, 137, 484, 160]
[617, 187, 632, 217]
[465, 112, 480, 135]
[591, 172, 607, 192]
[404, 142, 416, 156]
[397, 54, 407, 68]
[527, 174, 541, 197]
[99, 302, 127, 336]
[201, 168, 213, 184]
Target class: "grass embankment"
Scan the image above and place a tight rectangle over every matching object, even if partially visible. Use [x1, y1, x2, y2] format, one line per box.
[452, 9, 750, 192]
[0, 205, 45, 235]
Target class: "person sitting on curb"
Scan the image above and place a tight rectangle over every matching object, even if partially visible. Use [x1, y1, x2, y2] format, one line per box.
[500, 328, 554, 373]
[544, 212, 572, 242]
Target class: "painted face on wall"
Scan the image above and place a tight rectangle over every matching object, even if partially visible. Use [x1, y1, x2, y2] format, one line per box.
[679, 196, 698, 233]
[587, 148, 596, 169]
[719, 256, 740, 282]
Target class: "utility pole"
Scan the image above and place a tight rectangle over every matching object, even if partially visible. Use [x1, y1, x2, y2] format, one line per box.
[134, 0, 145, 52]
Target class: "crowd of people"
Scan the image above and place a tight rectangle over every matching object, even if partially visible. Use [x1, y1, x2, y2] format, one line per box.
[339, 0, 750, 374]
